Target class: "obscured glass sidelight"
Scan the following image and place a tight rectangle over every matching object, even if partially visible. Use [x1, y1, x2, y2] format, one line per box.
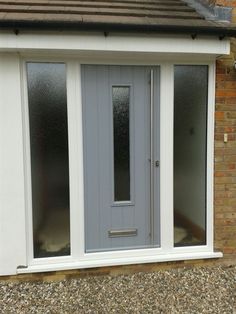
[113, 86, 131, 201]
[174, 65, 208, 247]
[27, 62, 70, 258]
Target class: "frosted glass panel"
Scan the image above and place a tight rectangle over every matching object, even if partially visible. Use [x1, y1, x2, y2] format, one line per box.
[27, 63, 70, 258]
[113, 86, 130, 201]
[174, 65, 208, 247]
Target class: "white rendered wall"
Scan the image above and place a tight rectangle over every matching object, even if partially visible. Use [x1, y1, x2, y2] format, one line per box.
[0, 53, 27, 275]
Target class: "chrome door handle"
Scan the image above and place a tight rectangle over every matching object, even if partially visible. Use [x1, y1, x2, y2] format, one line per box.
[150, 69, 154, 245]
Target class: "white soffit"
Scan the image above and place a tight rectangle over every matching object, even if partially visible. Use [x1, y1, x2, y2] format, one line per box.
[0, 33, 230, 56]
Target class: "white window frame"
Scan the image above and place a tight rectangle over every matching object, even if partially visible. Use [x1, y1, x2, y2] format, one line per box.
[18, 54, 221, 274]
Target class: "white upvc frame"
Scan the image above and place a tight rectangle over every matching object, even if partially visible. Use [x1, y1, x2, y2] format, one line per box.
[19, 54, 221, 274]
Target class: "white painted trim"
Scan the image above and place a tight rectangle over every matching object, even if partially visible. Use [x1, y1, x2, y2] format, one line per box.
[73, 63, 86, 259]
[160, 63, 174, 252]
[0, 33, 230, 56]
[206, 62, 216, 251]
[21, 60, 34, 266]
[17, 251, 223, 274]
[20, 60, 31, 265]
[28, 244, 214, 266]
[66, 61, 85, 259]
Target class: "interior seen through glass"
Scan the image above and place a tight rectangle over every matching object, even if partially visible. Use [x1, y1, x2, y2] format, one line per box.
[113, 86, 131, 202]
[174, 65, 208, 246]
[27, 62, 70, 258]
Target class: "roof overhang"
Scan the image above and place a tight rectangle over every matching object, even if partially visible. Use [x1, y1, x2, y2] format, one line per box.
[0, 32, 230, 58]
[0, 20, 236, 39]
[0, 0, 236, 39]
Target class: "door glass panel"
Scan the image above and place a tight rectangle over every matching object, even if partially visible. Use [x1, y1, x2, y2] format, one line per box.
[113, 86, 131, 202]
[27, 62, 70, 258]
[174, 65, 208, 247]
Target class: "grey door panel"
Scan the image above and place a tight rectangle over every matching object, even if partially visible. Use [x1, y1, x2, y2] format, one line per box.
[81, 65, 160, 252]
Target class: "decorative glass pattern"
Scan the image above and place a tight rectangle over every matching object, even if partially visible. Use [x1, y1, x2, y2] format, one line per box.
[113, 86, 131, 201]
[27, 62, 70, 258]
[174, 65, 208, 247]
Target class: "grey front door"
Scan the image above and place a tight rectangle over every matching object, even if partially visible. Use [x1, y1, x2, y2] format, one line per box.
[82, 65, 160, 252]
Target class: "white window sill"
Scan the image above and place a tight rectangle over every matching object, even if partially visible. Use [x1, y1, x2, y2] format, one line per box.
[17, 251, 223, 274]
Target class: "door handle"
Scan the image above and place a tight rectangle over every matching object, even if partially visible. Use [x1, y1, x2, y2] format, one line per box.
[148, 159, 159, 167]
[150, 69, 154, 245]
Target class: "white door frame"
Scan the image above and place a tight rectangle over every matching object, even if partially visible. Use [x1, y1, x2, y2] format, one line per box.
[19, 54, 220, 273]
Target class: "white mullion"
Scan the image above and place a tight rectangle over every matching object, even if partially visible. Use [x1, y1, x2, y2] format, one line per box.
[67, 61, 85, 259]
[76, 64, 86, 258]
[21, 60, 34, 265]
[160, 63, 174, 252]
[206, 62, 215, 251]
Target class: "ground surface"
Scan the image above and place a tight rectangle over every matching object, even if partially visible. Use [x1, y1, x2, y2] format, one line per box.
[0, 265, 236, 313]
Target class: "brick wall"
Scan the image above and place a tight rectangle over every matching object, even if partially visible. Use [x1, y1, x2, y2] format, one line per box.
[204, 0, 236, 258]
[213, 0, 236, 21]
[215, 44, 236, 256]
[215, 0, 236, 6]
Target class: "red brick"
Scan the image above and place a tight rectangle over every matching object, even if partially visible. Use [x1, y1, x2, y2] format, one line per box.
[216, 90, 236, 97]
[215, 111, 225, 119]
